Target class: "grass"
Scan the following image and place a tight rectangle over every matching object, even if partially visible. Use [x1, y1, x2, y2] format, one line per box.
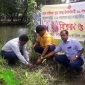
[0, 39, 85, 85]
[1, 55, 85, 85]
[0, 56, 68, 85]
[0, 57, 49, 85]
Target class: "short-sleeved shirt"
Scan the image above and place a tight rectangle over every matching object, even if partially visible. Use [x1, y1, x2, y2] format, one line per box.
[36, 31, 56, 48]
[54, 38, 84, 61]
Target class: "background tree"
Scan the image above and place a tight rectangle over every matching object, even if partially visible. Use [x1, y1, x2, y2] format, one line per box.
[17, 0, 28, 22]
[35, 0, 61, 5]
[0, 0, 62, 25]
[1, 0, 19, 22]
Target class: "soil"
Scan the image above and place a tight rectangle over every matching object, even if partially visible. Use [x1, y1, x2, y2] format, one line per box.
[29, 58, 85, 85]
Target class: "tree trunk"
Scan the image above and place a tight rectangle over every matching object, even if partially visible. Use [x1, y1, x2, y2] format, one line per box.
[20, 5, 28, 22]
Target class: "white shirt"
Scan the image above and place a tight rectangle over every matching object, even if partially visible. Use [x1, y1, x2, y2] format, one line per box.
[2, 38, 29, 65]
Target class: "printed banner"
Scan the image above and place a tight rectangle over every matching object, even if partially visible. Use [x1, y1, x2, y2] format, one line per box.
[41, 2, 85, 41]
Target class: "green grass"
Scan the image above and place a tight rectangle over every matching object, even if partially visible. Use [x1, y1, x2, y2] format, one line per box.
[1, 55, 83, 85]
[0, 57, 50, 85]
[0, 39, 85, 85]
[0, 56, 70, 85]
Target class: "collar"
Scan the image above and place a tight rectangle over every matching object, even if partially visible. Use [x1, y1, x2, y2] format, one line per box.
[67, 38, 70, 42]
[38, 31, 47, 37]
[43, 31, 47, 37]
[62, 38, 71, 44]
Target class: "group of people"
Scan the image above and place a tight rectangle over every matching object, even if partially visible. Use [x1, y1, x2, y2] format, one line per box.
[0, 25, 85, 78]
[0, 2, 85, 78]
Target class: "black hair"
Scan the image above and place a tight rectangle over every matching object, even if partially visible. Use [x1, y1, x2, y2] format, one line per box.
[19, 34, 29, 42]
[60, 30, 68, 35]
[36, 25, 44, 33]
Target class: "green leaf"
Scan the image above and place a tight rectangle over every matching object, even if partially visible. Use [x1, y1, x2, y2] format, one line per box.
[0, 74, 3, 79]
[0, 70, 19, 85]
[25, 72, 28, 77]
[42, 59, 46, 63]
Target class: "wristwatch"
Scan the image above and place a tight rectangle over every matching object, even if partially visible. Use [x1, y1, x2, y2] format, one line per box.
[76, 55, 78, 58]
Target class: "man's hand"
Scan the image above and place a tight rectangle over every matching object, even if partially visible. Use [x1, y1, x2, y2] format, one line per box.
[36, 57, 44, 64]
[31, 45, 35, 49]
[70, 57, 77, 61]
[28, 62, 33, 67]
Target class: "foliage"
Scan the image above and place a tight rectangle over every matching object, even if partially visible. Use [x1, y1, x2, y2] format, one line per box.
[0, 0, 62, 24]
[35, 0, 61, 5]
[16, 0, 28, 22]
[27, 0, 36, 47]
[0, 0, 28, 23]
[0, 57, 19, 85]
[0, 70, 19, 85]
[0, 0, 18, 22]
[0, 56, 49, 85]
[0, 44, 85, 85]
[20, 69, 49, 85]
[0, 56, 65, 85]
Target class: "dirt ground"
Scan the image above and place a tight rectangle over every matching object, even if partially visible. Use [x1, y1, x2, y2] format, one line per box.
[30, 58, 85, 85]
[64, 64, 85, 85]
[29, 50, 85, 85]
[0, 56, 85, 85]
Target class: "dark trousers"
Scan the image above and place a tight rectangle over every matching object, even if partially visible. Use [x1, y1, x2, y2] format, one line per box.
[1, 50, 19, 65]
[34, 44, 55, 55]
[55, 55, 84, 73]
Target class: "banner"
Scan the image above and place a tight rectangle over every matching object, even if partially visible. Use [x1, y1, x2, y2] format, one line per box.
[41, 2, 85, 41]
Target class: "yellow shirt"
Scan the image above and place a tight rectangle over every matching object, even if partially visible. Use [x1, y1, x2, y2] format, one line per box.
[36, 31, 56, 48]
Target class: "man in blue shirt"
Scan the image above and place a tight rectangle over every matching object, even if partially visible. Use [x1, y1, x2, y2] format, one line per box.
[40, 30, 84, 77]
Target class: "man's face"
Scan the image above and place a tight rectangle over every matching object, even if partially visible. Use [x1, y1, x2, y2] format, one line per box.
[60, 31, 68, 42]
[34, 5, 37, 9]
[33, 3, 37, 9]
[20, 41, 27, 46]
[38, 30, 45, 36]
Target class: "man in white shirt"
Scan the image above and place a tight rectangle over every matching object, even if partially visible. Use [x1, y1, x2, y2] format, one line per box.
[31, 1, 41, 28]
[30, 1, 41, 44]
[1, 34, 32, 66]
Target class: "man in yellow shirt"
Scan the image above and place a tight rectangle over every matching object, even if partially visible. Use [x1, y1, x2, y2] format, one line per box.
[32, 25, 56, 64]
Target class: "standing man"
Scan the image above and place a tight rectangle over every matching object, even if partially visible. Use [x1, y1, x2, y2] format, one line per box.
[31, 1, 41, 28]
[32, 25, 56, 64]
[30, 1, 41, 44]
[1, 34, 32, 66]
[41, 30, 84, 77]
